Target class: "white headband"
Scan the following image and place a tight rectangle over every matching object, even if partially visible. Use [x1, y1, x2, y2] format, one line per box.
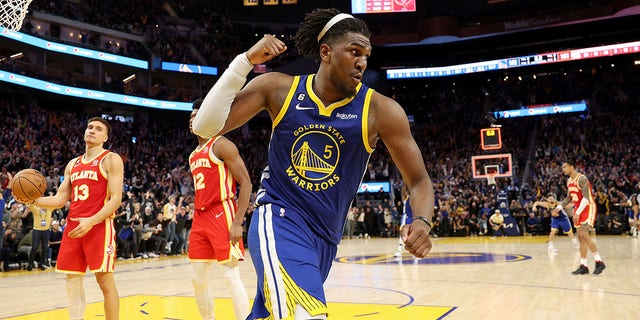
[316, 13, 354, 43]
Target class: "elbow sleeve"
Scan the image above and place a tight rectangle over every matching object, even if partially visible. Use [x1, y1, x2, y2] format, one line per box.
[192, 53, 254, 138]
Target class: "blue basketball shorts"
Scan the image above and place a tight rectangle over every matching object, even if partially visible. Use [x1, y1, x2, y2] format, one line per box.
[247, 203, 336, 320]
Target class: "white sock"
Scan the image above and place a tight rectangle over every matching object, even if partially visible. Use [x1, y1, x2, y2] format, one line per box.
[66, 275, 86, 320]
[222, 263, 249, 320]
[571, 238, 578, 245]
[593, 252, 602, 262]
[191, 261, 215, 319]
[548, 241, 554, 248]
[397, 234, 405, 252]
[580, 258, 588, 266]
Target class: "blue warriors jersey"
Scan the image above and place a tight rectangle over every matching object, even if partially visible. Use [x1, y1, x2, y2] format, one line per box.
[550, 201, 568, 220]
[256, 74, 374, 244]
[549, 201, 572, 233]
[401, 198, 413, 226]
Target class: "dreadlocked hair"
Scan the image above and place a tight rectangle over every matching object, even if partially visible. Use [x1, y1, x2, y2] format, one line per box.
[294, 8, 371, 62]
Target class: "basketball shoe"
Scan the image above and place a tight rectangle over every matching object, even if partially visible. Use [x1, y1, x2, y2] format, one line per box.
[593, 261, 606, 275]
[571, 264, 589, 275]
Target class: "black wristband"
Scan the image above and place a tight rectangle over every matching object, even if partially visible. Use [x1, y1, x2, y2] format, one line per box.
[413, 216, 433, 229]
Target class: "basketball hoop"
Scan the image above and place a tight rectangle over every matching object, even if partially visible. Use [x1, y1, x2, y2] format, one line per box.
[486, 173, 497, 186]
[0, 0, 34, 31]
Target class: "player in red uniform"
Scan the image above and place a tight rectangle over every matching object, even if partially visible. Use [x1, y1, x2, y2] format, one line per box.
[188, 99, 252, 320]
[561, 160, 605, 275]
[34, 117, 123, 320]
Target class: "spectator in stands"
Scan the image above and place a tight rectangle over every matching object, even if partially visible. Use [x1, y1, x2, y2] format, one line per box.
[48, 220, 62, 263]
[489, 209, 506, 237]
[26, 204, 54, 271]
[161, 195, 179, 253]
[606, 214, 625, 235]
[477, 213, 488, 236]
[526, 212, 543, 235]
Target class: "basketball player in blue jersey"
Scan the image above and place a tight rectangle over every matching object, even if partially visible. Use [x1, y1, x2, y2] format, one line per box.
[532, 194, 579, 253]
[626, 193, 639, 237]
[394, 182, 416, 257]
[193, 8, 435, 320]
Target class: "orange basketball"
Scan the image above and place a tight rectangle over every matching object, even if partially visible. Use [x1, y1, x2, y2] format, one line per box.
[10, 169, 47, 203]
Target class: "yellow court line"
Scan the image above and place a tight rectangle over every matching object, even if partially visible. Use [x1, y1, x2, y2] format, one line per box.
[5, 295, 455, 320]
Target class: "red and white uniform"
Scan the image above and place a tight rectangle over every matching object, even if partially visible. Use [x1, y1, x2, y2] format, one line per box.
[188, 137, 244, 263]
[56, 150, 116, 274]
[568, 173, 596, 227]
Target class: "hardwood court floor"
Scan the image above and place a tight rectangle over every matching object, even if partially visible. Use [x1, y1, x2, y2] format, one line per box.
[1, 235, 639, 319]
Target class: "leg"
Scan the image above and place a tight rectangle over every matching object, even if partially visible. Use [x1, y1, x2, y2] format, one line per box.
[629, 217, 638, 237]
[95, 272, 119, 320]
[572, 224, 595, 275]
[294, 305, 327, 320]
[40, 233, 50, 269]
[248, 204, 330, 319]
[66, 274, 86, 320]
[580, 224, 606, 274]
[577, 225, 589, 259]
[28, 233, 41, 270]
[548, 229, 558, 253]
[191, 261, 215, 320]
[222, 260, 250, 320]
[566, 230, 579, 248]
[395, 224, 405, 257]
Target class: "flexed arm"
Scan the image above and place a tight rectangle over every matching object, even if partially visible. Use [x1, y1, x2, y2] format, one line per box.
[192, 35, 286, 138]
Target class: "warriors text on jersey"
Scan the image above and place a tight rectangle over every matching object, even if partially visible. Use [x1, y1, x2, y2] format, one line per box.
[189, 137, 236, 211]
[69, 150, 111, 219]
[256, 74, 374, 244]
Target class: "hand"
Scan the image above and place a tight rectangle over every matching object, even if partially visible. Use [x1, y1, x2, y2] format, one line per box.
[246, 35, 287, 65]
[573, 214, 579, 226]
[229, 223, 243, 245]
[67, 217, 96, 238]
[401, 220, 432, 258]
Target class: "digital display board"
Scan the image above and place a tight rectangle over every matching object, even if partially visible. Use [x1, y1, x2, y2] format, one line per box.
[493, 100, 588, 119]
[351, 0, 416, 14]
[387, 40, 640, 79]
[357, 181, 390, 193]
[0, 27, 148, 69]
[161, 62, 218, 75]
[0, 70, 192, 111]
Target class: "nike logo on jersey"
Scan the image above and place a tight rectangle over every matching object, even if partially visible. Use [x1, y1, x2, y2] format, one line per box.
[295, 103, 314, 111]
[215, 212, 224, 218]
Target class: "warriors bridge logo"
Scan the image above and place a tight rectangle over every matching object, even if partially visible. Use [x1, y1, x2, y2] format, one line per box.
[286, 124, 345, 191]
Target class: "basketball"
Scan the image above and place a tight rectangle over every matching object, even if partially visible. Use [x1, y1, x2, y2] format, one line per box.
[10, 169, 47, 203]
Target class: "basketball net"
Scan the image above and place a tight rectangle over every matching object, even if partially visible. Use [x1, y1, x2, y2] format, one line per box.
[486, 173, 497, 186]
[0, 0, 34, 31]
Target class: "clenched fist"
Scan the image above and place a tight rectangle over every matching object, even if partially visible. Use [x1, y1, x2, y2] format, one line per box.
[246, 35, 287, 65]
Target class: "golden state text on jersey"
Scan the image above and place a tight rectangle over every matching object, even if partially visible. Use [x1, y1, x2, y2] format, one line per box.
[256, 75, 374, 244]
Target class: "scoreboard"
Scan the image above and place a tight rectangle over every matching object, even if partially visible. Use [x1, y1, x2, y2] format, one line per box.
[243, 0, 297, 6]
[351, 0, 416, 14]
[480, 128, 502, 150]
[387, 40, 640, 79]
